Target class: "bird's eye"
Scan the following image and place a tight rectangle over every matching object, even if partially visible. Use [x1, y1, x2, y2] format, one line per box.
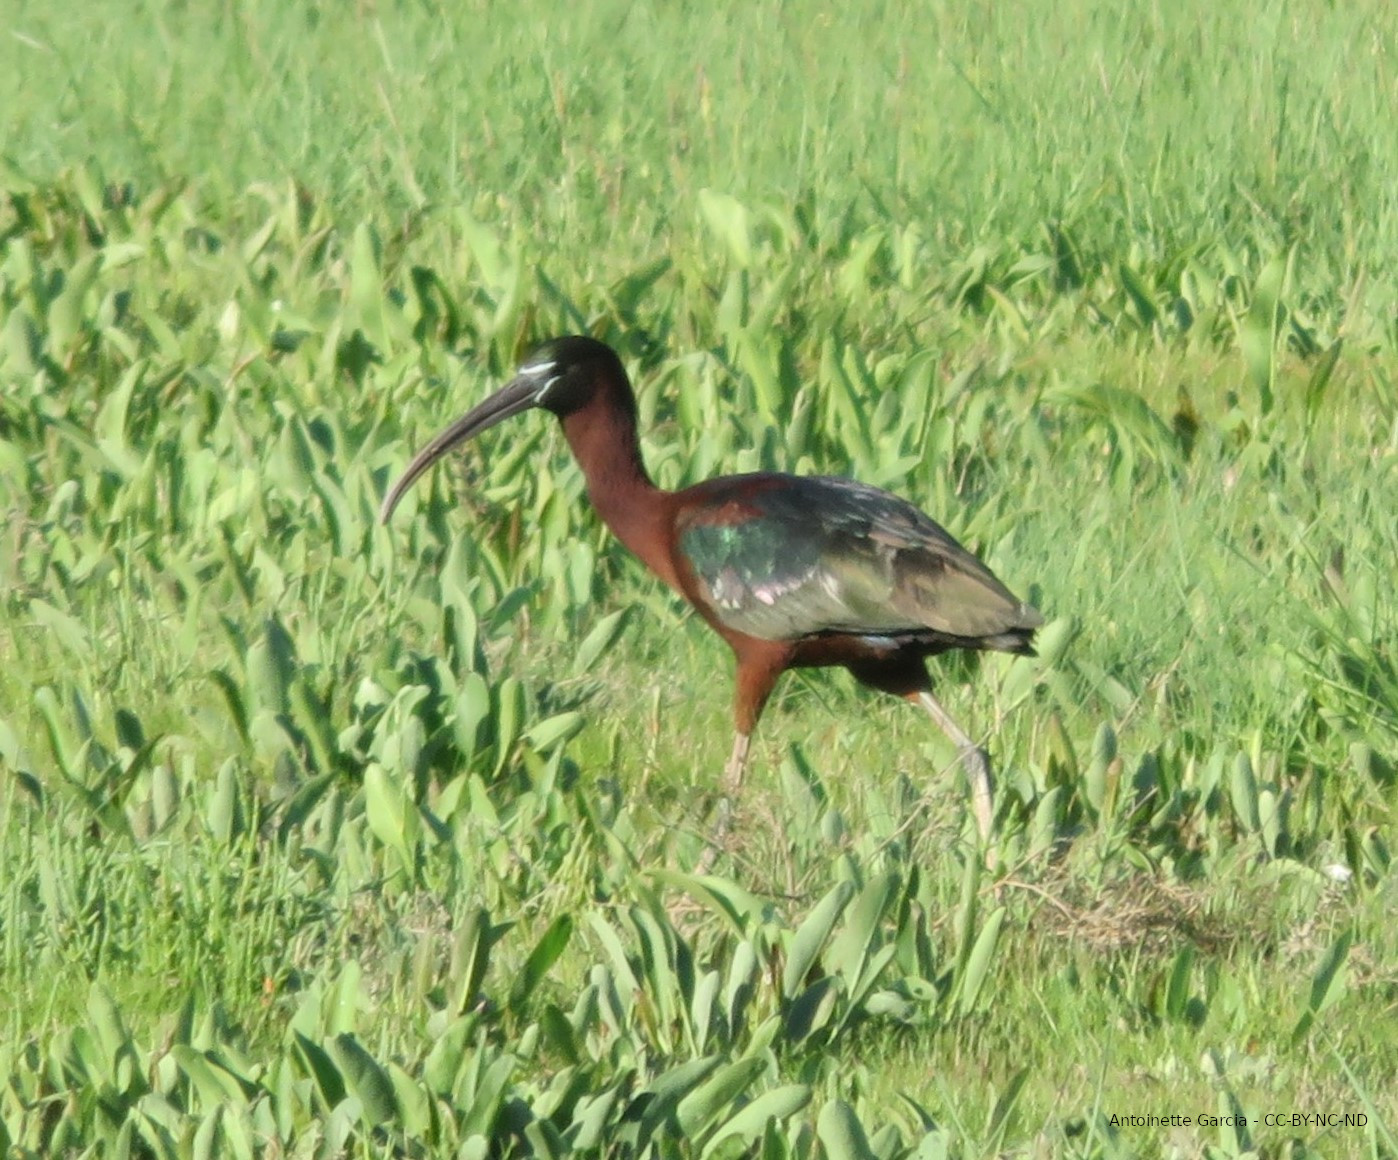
[533, 372, 564, 403]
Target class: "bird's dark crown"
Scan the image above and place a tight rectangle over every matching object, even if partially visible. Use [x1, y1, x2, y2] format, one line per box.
[518, 335, 628, 417]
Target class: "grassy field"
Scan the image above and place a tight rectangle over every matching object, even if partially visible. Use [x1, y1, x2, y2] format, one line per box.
[3, 0, 1397, 1155]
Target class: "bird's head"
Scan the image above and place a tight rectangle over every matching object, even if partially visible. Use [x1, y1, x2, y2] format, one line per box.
[379, 335, 629, 523]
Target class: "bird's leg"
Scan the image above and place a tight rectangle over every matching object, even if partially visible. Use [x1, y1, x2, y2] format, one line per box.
[693, 645, 787, 873]
[914, 690, 994, 845]
[696, 731, 750, 874]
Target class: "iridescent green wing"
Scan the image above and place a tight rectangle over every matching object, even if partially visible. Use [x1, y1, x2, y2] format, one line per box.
[676, 475, 1039, 643]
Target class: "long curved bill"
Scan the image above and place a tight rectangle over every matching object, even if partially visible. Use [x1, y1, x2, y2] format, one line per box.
[379, 375, 541, 523]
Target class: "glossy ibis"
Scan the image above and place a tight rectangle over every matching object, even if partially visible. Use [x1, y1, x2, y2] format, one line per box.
[380, 336, 1041, 858]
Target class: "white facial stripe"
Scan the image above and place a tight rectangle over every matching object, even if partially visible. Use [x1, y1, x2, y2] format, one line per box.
[533, 372, 563, 402]
[517, 355, 557, 377]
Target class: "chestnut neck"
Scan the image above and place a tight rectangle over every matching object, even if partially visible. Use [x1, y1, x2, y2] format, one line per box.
[558, 389, 679, 590]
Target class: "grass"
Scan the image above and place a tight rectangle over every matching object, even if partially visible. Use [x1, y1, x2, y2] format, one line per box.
[2, 0, 1397, 1155]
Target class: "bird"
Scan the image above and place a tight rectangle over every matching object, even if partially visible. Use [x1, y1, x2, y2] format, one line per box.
[380, 335, 1041, 861]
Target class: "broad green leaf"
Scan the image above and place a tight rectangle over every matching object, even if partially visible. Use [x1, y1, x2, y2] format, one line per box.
[87, 986, 132, 1079]
[957, 906, 1006, 1017]
[630, 905, 682, 1035]
[816, 1099, 878, 1160]
[573, 607, 631, 675]
[29, 598, 90, 659]
[783, 880, 854, 998]
[1118, 261, 1158, 328]
[450, 907, 497, 1017]
[331, 1034, 398, 1127]
[689, 968, 721, 1053]
[638, 1056, 723, 1142]
[423, 1016, 479, 1095]
[508, 914, 574, 1012]
[571, 1085, 625, 1149]
[1084, 722, 1116, 815]
[650, 870, 768, 934]
[1292, 930, 1352, 1044]
[349, 222, 388, 351]
[93, 360, 145, 476]
[702, 1084, 811, 1157]
[1304, 339, 1342, 426]
[986, 1068, 1028, 1145]
[172, 1046, 249, 1106]
[454, 671, 492, 759]
[493, 675, 525, 776]
[292, 1032, 346, 1109]
[525, 711, 584, 753]
[1229, 751, 1260, 833]
[207, 758, 245, 843]
[363, 763, 419, 873]
[47, 251, 102, 354]
[1238, 247, 1293, 414]
[677, 1055, 768, 1136]
[826, 871, 899, 985]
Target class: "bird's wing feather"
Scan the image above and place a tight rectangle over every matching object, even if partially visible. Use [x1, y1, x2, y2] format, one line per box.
[675, 476, 1040, 643]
